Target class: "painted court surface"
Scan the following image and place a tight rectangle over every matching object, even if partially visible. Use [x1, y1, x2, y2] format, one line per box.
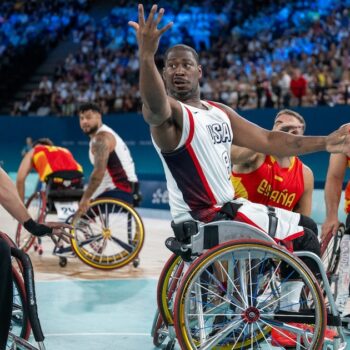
[3, 207, 350, 349]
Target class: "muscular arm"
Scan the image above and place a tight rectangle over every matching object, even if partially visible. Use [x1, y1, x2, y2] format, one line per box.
[322, 153, 347, 237]
[16, 149, 34, 201]
[141, 61, 182, 151]
[231, 145, 261, 165]
[219, 104, 345, 157]
[80, 132, 114, 203]
[129, 4, 182, 152]
[294, 164, 314, 216]
[0, 167, 31, 223]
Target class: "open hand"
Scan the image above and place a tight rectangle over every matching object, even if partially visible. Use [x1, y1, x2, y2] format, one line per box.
[45, 222, 73, 242]
[128, 4, 173, 56]
[321, 217, 340, 242]
[326, 123, 350, 154]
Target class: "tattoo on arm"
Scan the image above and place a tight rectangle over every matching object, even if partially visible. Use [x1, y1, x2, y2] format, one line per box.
[83, 136, 110, 199]
[92, 137, 110, 170]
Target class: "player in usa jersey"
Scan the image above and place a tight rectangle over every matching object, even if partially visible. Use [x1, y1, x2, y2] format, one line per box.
[129, 4, 350, 320]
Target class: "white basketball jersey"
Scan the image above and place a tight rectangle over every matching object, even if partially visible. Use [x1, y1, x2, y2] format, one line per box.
[89, 124, 137, 197]
[153, 101, 234, 223]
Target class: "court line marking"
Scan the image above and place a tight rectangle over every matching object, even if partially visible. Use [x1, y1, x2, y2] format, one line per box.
[36, 277, 158, 283]
[45, 332, 150, 337]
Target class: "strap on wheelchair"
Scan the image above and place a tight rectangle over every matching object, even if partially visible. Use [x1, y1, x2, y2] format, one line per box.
[267, 206, 278, 238]
[166, 220, 199, 261]
[171, 220, 198, 243]
[214, 202, 242, 221]
[168, 202, 242, 257]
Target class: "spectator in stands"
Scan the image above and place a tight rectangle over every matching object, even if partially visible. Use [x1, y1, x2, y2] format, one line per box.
[10, 0, 350, 115]
[290, 68, 308, 107]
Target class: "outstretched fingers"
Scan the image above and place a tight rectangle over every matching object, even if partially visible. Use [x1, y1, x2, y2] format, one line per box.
[154, 7, 165, 27]
[150, 6, 172, 34]
[159, 21, 173, 35]
[128, 21, 139, 31]
[138, 3, 146, 26]
[145, 4, 158, 27]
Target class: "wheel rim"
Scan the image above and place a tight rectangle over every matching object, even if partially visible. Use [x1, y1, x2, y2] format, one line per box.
[175, 241, 326, 350]
[16, 192, 45, 251]
[71, 198, 145, 269]
[158, 254, 184, 325]
[7, 269, 30, 350]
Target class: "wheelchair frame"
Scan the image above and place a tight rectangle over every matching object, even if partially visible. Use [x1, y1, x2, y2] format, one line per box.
[1, 233, 46, 350]
[16, 177, 145, 270]
[152, 220, 347, 350]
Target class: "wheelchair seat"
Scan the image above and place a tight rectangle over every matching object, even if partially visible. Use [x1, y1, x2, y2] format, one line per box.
[46, 170, 84, 203]
[45, 170, 83, 182]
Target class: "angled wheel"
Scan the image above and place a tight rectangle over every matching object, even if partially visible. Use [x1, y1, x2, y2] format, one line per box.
[157, 254, 185, 326]
[70, 198, 145, 270]
[321, 224, 344, 276]
[7, 267, 31, 349]
[16, 192, 46, 252]
[152, 311, 168, 347]
[174, 239, 326, 350]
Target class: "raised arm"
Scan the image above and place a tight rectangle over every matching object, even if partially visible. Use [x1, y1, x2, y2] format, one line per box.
[322, 153, 348, 239]
[219, 103, 350, 156]
[78, 132, 114, 213]
[129, 4, 182, 151]
[231, 145, 261, 166]
[16, 149, 34, 201]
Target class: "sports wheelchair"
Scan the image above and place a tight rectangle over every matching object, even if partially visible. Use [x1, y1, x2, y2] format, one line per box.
[1, 232, 46, 350]
[152, 220, 348, 350]
[16, 171, 145, 270]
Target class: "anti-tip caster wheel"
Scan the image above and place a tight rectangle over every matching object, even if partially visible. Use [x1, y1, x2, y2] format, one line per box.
[132, 258, 140, 268]
[165, 339, 176, 350]
[59, 257, 67, 267]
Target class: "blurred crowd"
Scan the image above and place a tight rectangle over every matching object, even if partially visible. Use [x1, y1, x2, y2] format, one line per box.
[6, 0, 350, 116]
[0, 0, 88, 70]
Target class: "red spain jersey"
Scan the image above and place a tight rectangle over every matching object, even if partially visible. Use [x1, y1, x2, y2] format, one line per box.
[232, 155, 304, 211]
[32, 145, 83, 181]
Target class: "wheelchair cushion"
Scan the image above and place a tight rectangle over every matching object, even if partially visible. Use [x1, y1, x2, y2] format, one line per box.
[47, 188, 84, 202]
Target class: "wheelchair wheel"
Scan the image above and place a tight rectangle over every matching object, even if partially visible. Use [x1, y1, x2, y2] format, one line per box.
[152, 311, 168, 347]
[174, 239, 326, 350]
[157, 254, 185, 326]
[321, 224, 344, 276]
[7, 267, 31, 349]
[16, 192, 46, 252]
[70, 198, 145, 270]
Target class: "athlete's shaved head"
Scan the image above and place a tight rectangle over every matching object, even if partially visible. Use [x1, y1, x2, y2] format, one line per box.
[163, 44, 199, 65]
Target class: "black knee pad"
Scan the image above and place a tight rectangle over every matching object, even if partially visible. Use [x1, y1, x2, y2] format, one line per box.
[298, 214, 318, 237]
[293, 227, 321, 257]
[290, 227, 321, 278]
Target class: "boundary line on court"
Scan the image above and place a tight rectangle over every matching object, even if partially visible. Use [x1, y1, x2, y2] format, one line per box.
[45, 332, 150, 337]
